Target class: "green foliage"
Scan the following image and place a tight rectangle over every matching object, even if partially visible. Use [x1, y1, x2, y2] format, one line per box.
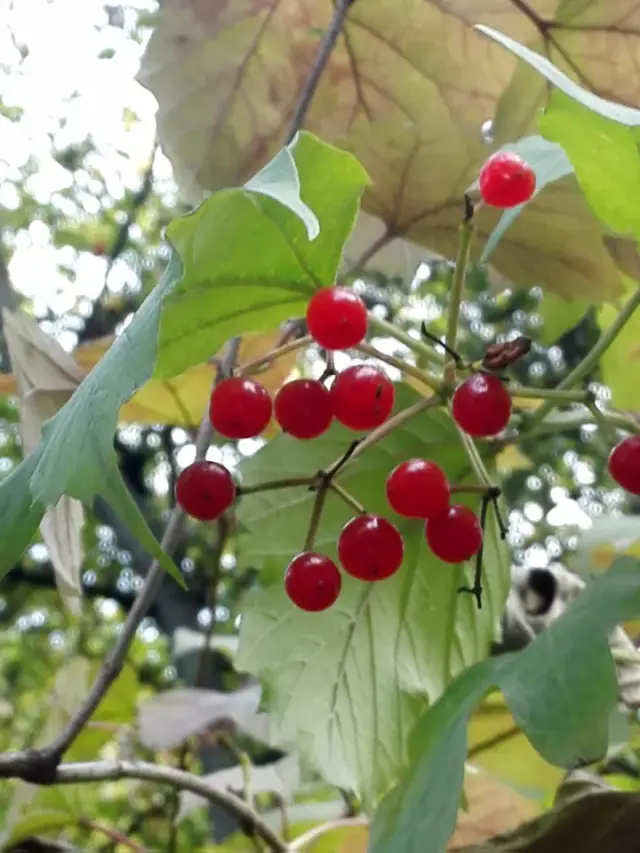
[370, 557, 640, 853]
[539, 91, 640, 237]
[0, 132, 367, 588]
[158, 133, 369, 378]
[236, 387, 510, 805]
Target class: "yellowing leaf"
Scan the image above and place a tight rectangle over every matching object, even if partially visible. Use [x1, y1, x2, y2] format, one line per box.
[0, 330, 297, 429]
[136, 0, 640, 301]
[496, 444, 530, 474]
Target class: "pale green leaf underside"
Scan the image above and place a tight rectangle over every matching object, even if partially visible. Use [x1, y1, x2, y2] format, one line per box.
[235, 386, 510, 807]
[371, 556, 640, 853]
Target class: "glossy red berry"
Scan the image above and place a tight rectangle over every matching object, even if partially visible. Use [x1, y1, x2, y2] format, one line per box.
[209, 377, 272, 439]
[330, 365, 394, 431]
[274, 379, 334, 440]
[175, 460, 236, 521]
[479, 151, 536, 208]
[452, 373, 512, 438]
[608, 435, 640, 495]
[386, 459, 450, 519]
[284, 552, 342, 611]
[338, 514, 404, 581]
[425, 505, 482, 564]
[306, 286, 368, 351]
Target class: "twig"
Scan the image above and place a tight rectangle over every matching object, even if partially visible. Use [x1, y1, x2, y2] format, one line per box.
[444, 196, 474, 385]
[289, 817, 369, 851]
[0, 338, 242, 780]
[49, 760, 287, 853]
[328, 481, 366, 514]
[285, 0, 357, 143]
[238, 476, 315, 496]
[238, 336, 312, 377]
[355, 341, 442, 391]
[81, 819, 150, 853]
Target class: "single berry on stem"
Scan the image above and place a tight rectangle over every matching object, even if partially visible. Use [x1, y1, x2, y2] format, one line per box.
[338, 514, 404, 581]
[425, 505, 482, 564]
[479, 152, 536, 208]
[452, 373, 512, 438]
[386, 459, 450, 519]
[306, 286, 368, 351]
[209, 376, 272, 439]
[275, 379, 334, 440]
[331, 365, 394, 431]
[285, 552, 342, 611]
[608, 435, 640, 495]
[175, 460, 236, 521]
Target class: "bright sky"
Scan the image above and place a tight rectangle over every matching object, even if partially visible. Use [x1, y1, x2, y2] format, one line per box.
[0, 0, 614, 563]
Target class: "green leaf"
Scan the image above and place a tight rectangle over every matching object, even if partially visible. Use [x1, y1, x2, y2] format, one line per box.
[536, 292, 589, 346]
[599, 296, 640, 411]
[235, 385, 510, 807]
[539, 91, 640, 238]
[370, 556, 640, 853]
[0, 133, 367, 587]
[2, 786, 78, 847]
[477, 136, 573, 263]
[156, 131, 370, 379]
[476, 26, 640, 127]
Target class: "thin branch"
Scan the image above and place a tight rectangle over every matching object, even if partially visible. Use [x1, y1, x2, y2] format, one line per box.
[81, 819, 150, 853]
[47, 760, 286, 853]
[289, 817, 369, 851]
[285, 0, 357, 143]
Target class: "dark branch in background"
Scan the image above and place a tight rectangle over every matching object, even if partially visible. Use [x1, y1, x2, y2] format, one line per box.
[285, 0, 358, 144]
[0, 338, 241, 783]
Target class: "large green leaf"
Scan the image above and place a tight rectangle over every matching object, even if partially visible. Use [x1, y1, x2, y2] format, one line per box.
[599, 295, 640, 412]
[235, 385, 510, 807]
[157, 132, 369, 378]
[536, 292, 589, 346]
[0, 133, 367, 585]
[370, 556, 640, 853]
[539, 92, 640, 239]
[477, 26, 640, 128]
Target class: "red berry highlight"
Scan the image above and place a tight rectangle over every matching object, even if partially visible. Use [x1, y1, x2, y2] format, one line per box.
[306, 286, 368, 351]
[386, 459, 450, 519]
[608, 435, 640, 495]
[274, 379, 334, 440]
[209, 376, 272, 439]
[452, 373, 512, 438]
[175, 460, 236, 521]
[284, 552, 342, 612]
[425, 505, 482, 564]
[338, 514, 404, 581]
[330, 365, 394, 431]
[479, 151, 536, 208]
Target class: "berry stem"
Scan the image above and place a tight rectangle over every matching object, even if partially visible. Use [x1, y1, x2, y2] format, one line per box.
[328, 481, 367, 515]
[526, 284, 640, 429]
[366, 313, 446, 367]
[355, 341, 442, 392]
[450, 484, 489, 495]
[238, 476, 315, 496]
[511, 386, 589, 404]
[511, 407, 640, 438]
[444, 197, 475, 385]
[303, 483, 330, 551]
[332, 396, 442, 475]
[238, 336, 312, 376]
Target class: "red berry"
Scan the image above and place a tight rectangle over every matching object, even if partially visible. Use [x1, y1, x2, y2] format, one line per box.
[274, 379, 334, 440]
[478, 151, 536, 208]
[209, 377, 272, 439]
[330, 365, 394, 431]
[175, 460, 236, 521]
[425, 505, 482, 564]
[338, 514, 404, 581]
[608, 435, 640, 495]
[452, 373, 512, 438]
[284, 552, 342, 612]
[306, 286, 368, 351]
[386, 459, 450, 519]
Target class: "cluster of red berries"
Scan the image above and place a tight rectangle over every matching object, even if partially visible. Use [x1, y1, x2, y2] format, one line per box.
[286, 459, 483, 612]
